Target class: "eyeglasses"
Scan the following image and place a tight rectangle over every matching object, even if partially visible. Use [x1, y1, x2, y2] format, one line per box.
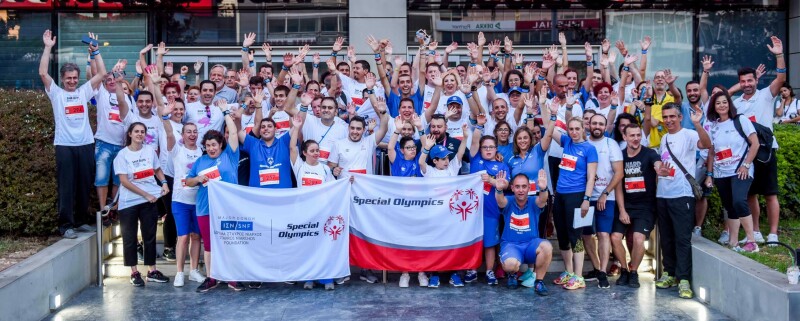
[481, 146, 497, 150]
[496, 128, 510, 132]
[404, 146, 417, 150]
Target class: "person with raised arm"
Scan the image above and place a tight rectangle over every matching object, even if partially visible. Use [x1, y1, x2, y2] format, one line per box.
[118, 67, 165, 150]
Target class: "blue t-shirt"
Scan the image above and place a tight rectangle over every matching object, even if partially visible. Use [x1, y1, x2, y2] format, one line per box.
[501, 196, 542, 242]
[507, 143, 546, 180]
[470, 153, 510, 219]
[680, 101, 697, 130]
[390, 155, 422, 177]
[187, 144, 240, 216]
[498, 143, 514, 165]
[556, 135, 598, 194]
[243, 134, 293, 188]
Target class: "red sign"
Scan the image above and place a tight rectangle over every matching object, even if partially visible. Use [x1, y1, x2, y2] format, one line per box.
[0, 0, 51, 9]
[516, 19, 601, 31]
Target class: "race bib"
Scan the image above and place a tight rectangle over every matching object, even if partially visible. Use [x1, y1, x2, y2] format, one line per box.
[748, 115, 756, 122]
[199, 166, 221, 187]
[555, 119, 567, 131]
[245, 125, 254, 134]
[424, 101, 432, 109]
[349, 169, 367, 174]
[259, 168, 280, 186]
[108, 109, 122, 123]
[319, 148, 331, 162]
[351, 97, 365, 106]
[301, 173, 324, 187]
[510, 213, 530, 232]
[275, 119, 290, 130]
[559, 154, 578, 171]
[483, 181, 492, 195]
[624, 176, 646, 193]
[527, 179, 538, 196]
[65, 104, 85, 120]
[132, 168, 154, 182]
[715, 147, 732, 161]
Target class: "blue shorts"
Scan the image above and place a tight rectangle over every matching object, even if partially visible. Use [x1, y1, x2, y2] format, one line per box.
[582, 200, 616, 235]
[483, 216, 500, 247]
[500, 238, 546, 264]
[94, 139, 123, 187]
[172, 201, 200, 236]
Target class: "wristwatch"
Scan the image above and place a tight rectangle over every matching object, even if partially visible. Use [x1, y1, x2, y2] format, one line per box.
[583, 195, 590, 201]
[602, 190, 611, 196]
[742, 162, 751, 169]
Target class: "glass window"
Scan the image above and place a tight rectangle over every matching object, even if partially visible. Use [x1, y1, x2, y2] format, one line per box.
[0, 11, 51, 89]
[698, 10, 787, 90]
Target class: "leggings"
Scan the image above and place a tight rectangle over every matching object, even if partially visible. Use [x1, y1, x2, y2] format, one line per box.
[553, 192, 585, 251]
[714, 175, 753, 220]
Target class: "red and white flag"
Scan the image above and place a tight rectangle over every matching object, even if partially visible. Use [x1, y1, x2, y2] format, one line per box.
[349, 174, 484, 272]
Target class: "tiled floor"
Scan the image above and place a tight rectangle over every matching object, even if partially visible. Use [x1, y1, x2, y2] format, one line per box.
[47, 272, 731, 321]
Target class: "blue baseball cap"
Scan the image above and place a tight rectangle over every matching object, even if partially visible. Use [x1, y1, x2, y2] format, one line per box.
[430, 145, 452, 159]
[508, 86, 529, 94]
[446, 96, 463, 106]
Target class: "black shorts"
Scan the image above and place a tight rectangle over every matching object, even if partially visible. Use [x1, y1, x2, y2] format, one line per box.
[612, 207, 655, 239]
[749, 149, 778, 196]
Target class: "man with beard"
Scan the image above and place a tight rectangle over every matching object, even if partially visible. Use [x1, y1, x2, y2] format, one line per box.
[646, 69, 683, 148]
[733, 36, 786, 246]
[581, 114, 623, 289]
[209, 64, 238, 103]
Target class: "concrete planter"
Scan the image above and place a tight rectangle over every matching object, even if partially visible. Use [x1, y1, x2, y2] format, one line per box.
[692, 235, 800, 321]
[0, 232, 97, 321]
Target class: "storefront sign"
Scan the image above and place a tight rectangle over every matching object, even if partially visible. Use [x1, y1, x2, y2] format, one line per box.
[516, 18, 601, 30]
[436, 20, 516, 32]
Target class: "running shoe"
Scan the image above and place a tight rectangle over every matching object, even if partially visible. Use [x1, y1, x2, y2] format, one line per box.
[464, 270, 478, 283]
[678, 280, 693, 299]
[146, 270, 169, 283]
[189, 269, 205, 283]
[418, 272, 429, 287]
[740, 231, 765, 244]
[399, 273, 410, 288]
[562, 275, 585, 290]
[428, 275, 440, 288]
[742, 242, 760, 253]
[303, 281, 314, 289]
[521, 271, 537, 288]
[130, 271, 144, 287]
[507, 272, 519, 289]
[616, 269, 630, 286]
[534, 280, 549, 296]
[449, 273, 464, 287]
[228, 281, 246, 291]
[335, 276, 350, 285]
[162, 248, 176, 262]
[486, 270, 498, 285]
[553, 271, 570, 285]
[693, 226, 702, 237]
[519, 269, 534, 282]
[655, 272, 676, 289]
[628, 271, 640, 288]
[324, 283, 334, 290]
[718, 230, 730, 245]
[173, 272, 185, 287]
[767, 233, 779, 247]
[62, 229, 77, 239]
[197, 278, 218, 293]
[249, 282, 262, 289]
[597, 271, 610, 289]
[583, 269, 600, 282]
[360, 270, 378, 284]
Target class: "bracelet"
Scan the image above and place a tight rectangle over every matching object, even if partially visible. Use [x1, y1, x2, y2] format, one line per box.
[263, 78, 271, 84]
[566, 106, 573, 111]
[538, 188, 549, 194]
[161, 115, 170, 120]
[702, 70, 710, 74]
[299, 106, 309, 113]
[526, 113, 534, 119]
[249, 61, 255, 67]
[515, 65, 523, 70]
[292, 84, 301, 90]
[422, 148, 430, 154]
[241, 47, 249, 52]
[281, 65, 289, 71]
[469, 63, 477, 67]
[586, 61, 593, 67]
[313, 63, 319, 69]
[393, 131, 400, 135]
[495, 189, 504, 194]
[611, 104, 618, 110]
[135, 73, 143, 79]
[331, 51, 338, 57]
[641, 49, 648, 54]
[364, 89, 375, 95]
[706, 171, 713, 177]
[583, 195, 590, 201]
[465, 92, 473, 99]
[374, 53, 381, 59]
[490, 79, 497, 84]
[418, 130, 424, 137]
[428, 50, 435, 55]
[91, 50, 100, 56]
[602, 51, 608, 55]
[550, 115, 557, 121]
[490, 54, 497, 60]
[222, 110, 231, 116]
[622, 66, 630, 72]
[180, 75, 187, 80]
[537, 75, 546, 81]
[777, 68, 787, 73]
[161, 180, 168, 186]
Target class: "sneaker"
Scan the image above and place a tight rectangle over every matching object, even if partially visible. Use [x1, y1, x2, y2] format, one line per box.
[767, 233, 779, 247]
[507, 272, 519, 289]
[360, 270, 378, 284]
[629, 271, 640, 288]
[196, 277, 218, 293]
[146, 270, 169, 283]
[428, 275, 440, 288]
[189, 269, 205, 283]
[162, 248, 176, 262]
[583, 269, 600, 282]
[137, 243, 144, 263]
[495, 266, 506, 279]
[335, 276, 350, 285]
[597, 271, 610, 288]
[324, 282, 334, 290]
[130, 271, 144, 287]
[417, 272, 429, 287]
[449, 273, 464, 287]
[284, 281, 296, 285]
[173, 272, 185, 287]
[228, 281, 245, 291]
[693, 226, 702, 237]
[741, 242, 760, 253]
[76, 224, 94, 232]
[249, 282, 262, 289]
[534, 280, 549, 296]
[521, 271, 537, 288]
[678, 280, 693, 299]
[63, 229, 77, 239]
[607, 262, 621, 277]
[741, 231, 766, 244]
[655, 272, 676, 289]
[718, 230, 730, 245]
[399, 273, 410, 288]
[464, 270, 478, 283]
[519, 269, 534, 282]
[616, 269, 630, 286]
[553, 271, 570, 285]
[562, 275, 585, 290]
[303, 281, 314, 289]
[486, 270, 498, 285]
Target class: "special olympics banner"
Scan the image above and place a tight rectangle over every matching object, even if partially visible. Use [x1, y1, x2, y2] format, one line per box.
[209, 180, 351, 282]
[350, 173, 484, 272]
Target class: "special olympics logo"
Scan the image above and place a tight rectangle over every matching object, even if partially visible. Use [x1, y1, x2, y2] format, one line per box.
[323, 215, 345, 241]
[449, 189, 479, 221]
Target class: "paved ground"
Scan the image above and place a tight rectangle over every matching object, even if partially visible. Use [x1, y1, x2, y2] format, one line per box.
[46, 272, 731, 321]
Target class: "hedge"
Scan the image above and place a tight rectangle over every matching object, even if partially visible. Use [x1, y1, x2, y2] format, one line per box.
[2, 88, 800, 236]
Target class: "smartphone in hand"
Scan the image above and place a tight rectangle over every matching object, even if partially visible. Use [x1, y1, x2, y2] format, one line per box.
[81, 35, 98, 47]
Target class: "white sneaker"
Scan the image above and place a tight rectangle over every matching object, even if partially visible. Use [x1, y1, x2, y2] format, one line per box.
[739, 231, 766, 244]
[718, 230, 730, 245]
[399, 273, 410, 288]
[173, 272, 185, 287]
[693, 226, 702, 237]
[418, 272, 429, 287]
[767, 233, 779, 247]
[303, 281, 314, 289]
[189, 269, 205, 283]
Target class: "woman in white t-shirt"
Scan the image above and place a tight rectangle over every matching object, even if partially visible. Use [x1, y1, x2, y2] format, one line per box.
[776, 82, 799, 124]
[113, 122, 170, 286]
[707, 91, 760, 252]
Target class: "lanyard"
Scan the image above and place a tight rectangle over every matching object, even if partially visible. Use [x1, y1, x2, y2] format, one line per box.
[319, 124, 334, 145]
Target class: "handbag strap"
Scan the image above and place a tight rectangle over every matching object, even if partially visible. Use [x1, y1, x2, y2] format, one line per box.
[665, 136, 693, 180]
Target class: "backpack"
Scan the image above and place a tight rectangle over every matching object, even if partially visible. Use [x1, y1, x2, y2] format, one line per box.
[733, 114, 774, 163]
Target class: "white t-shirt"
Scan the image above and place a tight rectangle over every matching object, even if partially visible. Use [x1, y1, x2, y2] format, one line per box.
[422, 83, 436, 111]
[423, 157, 461, 177]
[301, 114, 348, 164]
[485, 112, 519, 138]
[589, 137, 623, 201]
[241, 111, 256, 135]
[434, 91, 469, 117]
[337, 73, 384, 107]
[123, 110, 163, 150]
[777, 98, 799, 122]
[613, 81, 636, 104]
[185, 101, 225, 148]
[592, 105, 620, 126]
[113, 145, 162, 210]
[382, 116, 421, 144]
[292, 158, 335, 187]
[158, 120, 182, 177]
[260, 107, 291, 138]
[657, 128, 699, 199]
[45, 81, 96, 146]
[546, 98, 584, 158]
[170, 143, 202, 204]
[329, 135, 377, 180]
[734, 87, 778, 148]
[710, 117, 755, 178]
[94, 85, 131, 146]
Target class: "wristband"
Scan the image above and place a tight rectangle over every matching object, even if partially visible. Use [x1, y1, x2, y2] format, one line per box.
[331, 51, 338, 57]
[281, 65, 289, 71]
[611, 104, 618, 110]
[586, 61, 593, 67]
[135, 73, 143, 79]
[91, 50, 100, 56]
[161, 115, 170, 120]
[603, 190, 610, 196]
[777, 68, 787, 73]
[292, 84, 301, 90]
[263, 78, 271, 84]
[374, 53, 381, 59]
[470, 85, 477, 92]
[490, 79, 497, 84]
[180, 75, 187, 80]
[550, 115, 557, 121]
[86, 61, 91, 66]
[469, 63, 477, 67]
[515, 65, 523, 70]
[249, 61, 255, 67]
[583, 195, 590, 201]
[428, 50, 436, 55]
[504, 53, 511, 59]
[469, 118, 478, 125]
[422, 148, 430, 154]
[490, 54, 497, 60]
[241, 47, 249, 52]
[537, 75, 546, 81]
[622, 66, 630, 72]
[299, 106, 309, 113]
[161, 180, 168, 186]
[364, 89, 375, 95]
[465, 92, 473, 99]
[538, 188, 549, 193]
[495, 189, 504, 194]
[566, 106, 573, 111]
[526, 113, 534, 119]
[313, 63, 319, 69]
[393, 131, 400, 135]
[641, 49, 648, 54]
[643, 98, 653, 104]
[706, 171, 713, 177]
[222, 110, 231, 116]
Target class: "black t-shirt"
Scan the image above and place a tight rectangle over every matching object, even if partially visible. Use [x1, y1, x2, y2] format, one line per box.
[622, 146, 660, 210]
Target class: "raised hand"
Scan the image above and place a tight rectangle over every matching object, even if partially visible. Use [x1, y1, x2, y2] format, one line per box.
[366, 34, 381, 53]
[504, 36, 514, 53]
[384, 40, 393, 55]
[313, 52, 320, 65]
[640, 35, 652, 51]
[477, 32, 486, 46]
[367, 118, 377, 131]
[514, 53, 524, 65]
[394, 116, 404, 130]
[445, 42, 458, 54]
[608, 51, 618, 65]
[601, 38, 610, 53]
[290, 68, 304, 85]
[42, 29, 56, 47]
[326, 57, 337, 72]
[558, 32, 567, 46]
[164, 62, 174, 76]
[113, 59, 128, 72]
[180, 65, 188, 75]
[157, 41, 169, 56]
[427, 41, 438, 52]
[664, 69, 678, 85]
[623, 54, 638, 66]
[690, 105, 703, 123]
[262, 43, 272, 61]
[347, 45, 356, 63]
[252, 88, 265, 105]
[466, 67, 480, 85]
[615, 40, 627, 55]
[215, 98, 228, 112]
[445, 106, 457, 119]
[523, 62, 537, 83]
[539, 86, 548, 106]
[565, 90, 577, 106]
[495, 170, 509, 190]
[541, 54, 555, 70]
[476, 113, 487, 126]
[431, 74, 443, 87]
[282, 52, 294, 68]
[755, 64, 766, 80]
[767, 36, 784, 55]
[610, 91, 620, 106]
[411, 113, 423, 129]
[548, 97, 560, 116]
[423, 134, 435, 150]
[139, 43, 153, 56]
[242, 32, 256, 48]
[291, 114, 304, 128]
[238, 69, 250, 87]
[332, 36, 344, 52]
[365, 72, 376, 89]
[537, 169, 548, 191]
[459, 82, 471, 94]
[488, 39, 501, 55]
[87, 32, 99, 51]
[164, 101, 176, 116]
[584, 42, 593, 60]
[194, 60, 203, 73]
[702, 55, 714, 72]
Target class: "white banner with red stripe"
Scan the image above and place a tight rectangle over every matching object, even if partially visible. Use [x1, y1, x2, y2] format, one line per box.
[349, 173, 484, 271]
[209, 179, 351, 282]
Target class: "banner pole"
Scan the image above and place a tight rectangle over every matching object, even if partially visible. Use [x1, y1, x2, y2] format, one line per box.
[382, 270, 387, 284]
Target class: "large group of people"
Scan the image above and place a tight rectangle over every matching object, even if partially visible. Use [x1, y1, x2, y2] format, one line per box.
[41, 27, 787, 299]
